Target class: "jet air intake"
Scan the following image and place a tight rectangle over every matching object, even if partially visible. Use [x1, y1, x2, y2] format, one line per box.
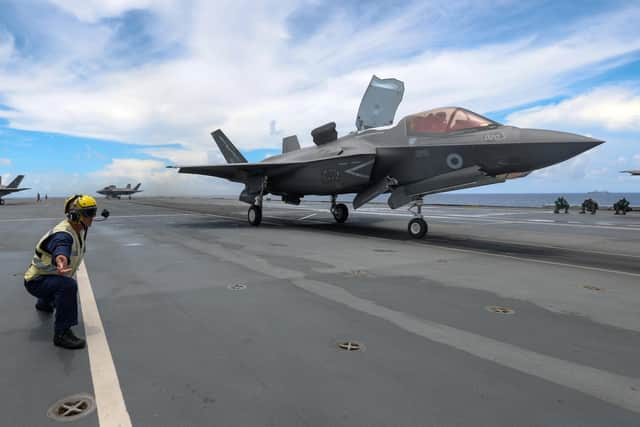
[311, 122, 338, 146]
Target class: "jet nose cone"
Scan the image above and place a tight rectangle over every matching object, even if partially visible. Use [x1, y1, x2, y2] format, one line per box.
[519, 129, 605, 169]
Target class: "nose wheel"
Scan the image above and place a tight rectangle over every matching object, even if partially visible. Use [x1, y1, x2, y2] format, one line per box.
[407, 197, 428, 238]
[408, 218, 428, 238]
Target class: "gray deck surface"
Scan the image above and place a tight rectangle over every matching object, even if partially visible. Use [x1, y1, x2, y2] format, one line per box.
[2, 197, 640, 426]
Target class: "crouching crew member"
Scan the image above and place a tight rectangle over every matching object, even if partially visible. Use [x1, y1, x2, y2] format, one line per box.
[24, 195, 98, 349]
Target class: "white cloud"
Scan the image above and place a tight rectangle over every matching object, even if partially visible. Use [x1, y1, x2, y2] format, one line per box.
[47, 0, 160, 22]
[1, 2, 639, 162]
[506, 86, 640, 131]
[0, 158, 12, 166]
[0, 30, 14, 64]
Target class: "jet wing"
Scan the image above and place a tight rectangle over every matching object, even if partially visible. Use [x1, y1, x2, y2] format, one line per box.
[177, 157, 346, 183]
[0, 187, 30, 196]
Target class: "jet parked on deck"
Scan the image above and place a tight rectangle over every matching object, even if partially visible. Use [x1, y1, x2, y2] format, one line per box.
[0, 175, 30, 205]
[173, 76, 603, 238]
[97, 183, 142, 199]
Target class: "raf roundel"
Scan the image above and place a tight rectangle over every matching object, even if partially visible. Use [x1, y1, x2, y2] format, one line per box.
[446, 153, 463, 170]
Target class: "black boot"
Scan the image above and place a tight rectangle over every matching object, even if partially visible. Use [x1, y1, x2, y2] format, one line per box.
[54, 329, 86, 350]
[35, 301, 54, 313]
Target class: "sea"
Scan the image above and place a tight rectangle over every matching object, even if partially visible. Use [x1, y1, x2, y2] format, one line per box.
[309, 192, 640, 208]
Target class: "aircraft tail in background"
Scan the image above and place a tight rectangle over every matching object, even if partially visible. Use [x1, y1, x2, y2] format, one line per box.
[7, 175, 24, 188]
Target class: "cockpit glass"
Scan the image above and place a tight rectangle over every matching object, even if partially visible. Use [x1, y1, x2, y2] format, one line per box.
[406, 108, 498, 135]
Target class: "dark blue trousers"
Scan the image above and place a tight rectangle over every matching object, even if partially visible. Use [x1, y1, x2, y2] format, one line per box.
[24, 275, 78, 332]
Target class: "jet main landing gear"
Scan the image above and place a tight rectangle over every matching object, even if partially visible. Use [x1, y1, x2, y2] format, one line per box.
[330, 195, 348, 223]
[407, 198, 428, 238]
[248, 204, 262, 226]
[247, 177, 267, 226]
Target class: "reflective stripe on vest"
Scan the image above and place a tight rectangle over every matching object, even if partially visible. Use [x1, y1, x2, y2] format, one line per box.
[24, 220, 85, 281]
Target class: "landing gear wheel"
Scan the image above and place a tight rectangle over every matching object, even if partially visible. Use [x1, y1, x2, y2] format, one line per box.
[332, 203, 348, 223]
[128, 196, 132, 200]
[408, 218, 428, 238]
[0, 199, 4, 205]
[248, 205, 262, 226]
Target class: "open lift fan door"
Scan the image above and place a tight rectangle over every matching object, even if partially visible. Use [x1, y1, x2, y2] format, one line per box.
[355, 75, 404, 131]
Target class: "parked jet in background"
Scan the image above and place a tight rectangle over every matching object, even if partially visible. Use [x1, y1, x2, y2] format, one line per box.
[97, 183, 142, 199]
[174, 75, 603, 238]
[0, 175, 30, 205]
[621, 170, 640, 176]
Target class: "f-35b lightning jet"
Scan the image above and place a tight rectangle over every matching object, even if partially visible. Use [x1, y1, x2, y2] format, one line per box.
[97, 183, 142, 199]
[0, 175, 30, 205]
[175, 76, 603, 238]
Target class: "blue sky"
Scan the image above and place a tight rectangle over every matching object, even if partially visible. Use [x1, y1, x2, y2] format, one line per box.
[0, 0, 639, 197]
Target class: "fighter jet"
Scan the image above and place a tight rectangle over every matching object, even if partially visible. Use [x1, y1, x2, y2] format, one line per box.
[96, 183, 142, 199]
[174, 76, 603, 238]
[0, 175, 30, 205]
[621, 170, 640, 176]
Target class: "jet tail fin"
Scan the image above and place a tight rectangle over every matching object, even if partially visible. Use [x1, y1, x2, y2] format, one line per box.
[126, 183, 132, 189]
[7, 175, 24, 188]
[134, 183, 142, 190]
[211, 129, 247, 164]
[282, 135, 300, 153]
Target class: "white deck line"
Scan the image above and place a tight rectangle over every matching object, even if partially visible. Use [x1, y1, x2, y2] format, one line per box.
[77, 262, 132, 427]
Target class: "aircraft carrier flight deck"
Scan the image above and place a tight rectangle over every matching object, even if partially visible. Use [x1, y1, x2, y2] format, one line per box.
[2, 197, 640, 426]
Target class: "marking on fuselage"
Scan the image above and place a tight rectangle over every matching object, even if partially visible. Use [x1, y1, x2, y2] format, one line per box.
[344, 159, 375, 178]
[446, 153, 463, 170]
[484, 132, 505, 141]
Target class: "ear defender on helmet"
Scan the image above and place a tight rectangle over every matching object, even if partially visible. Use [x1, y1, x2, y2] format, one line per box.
[64, 194, 98, 222]
[65, 195, 82, 222]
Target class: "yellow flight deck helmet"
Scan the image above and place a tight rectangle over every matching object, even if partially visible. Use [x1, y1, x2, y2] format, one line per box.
[64, 194, 98, 222]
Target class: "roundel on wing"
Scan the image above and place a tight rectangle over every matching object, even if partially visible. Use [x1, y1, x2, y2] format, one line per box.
[446, 153, 463, 170]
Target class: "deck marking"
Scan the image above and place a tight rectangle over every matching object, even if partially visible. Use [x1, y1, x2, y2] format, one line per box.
[420, 242, 640, 278]
[77, 262, 132, 427]
[291, 278, 640, 414]
[0, 213, 202, 223]
[177, 235, 640, 415]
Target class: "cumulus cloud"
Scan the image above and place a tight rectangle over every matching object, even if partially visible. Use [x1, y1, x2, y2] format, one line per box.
[0, 30, 14, 64]
[0, 1, 639, 160]
[47, 0, 160, 22]
[506, 86, 640, 131]
[1, 1, 640, 195]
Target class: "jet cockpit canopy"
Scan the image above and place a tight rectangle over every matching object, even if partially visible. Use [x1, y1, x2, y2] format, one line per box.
[406, 107, 499, 135]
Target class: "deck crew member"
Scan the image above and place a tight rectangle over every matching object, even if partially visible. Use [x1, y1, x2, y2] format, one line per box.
[23, 195, 98, 349]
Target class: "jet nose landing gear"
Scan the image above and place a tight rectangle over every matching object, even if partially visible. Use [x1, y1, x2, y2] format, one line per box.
[407, 197, 428, 238]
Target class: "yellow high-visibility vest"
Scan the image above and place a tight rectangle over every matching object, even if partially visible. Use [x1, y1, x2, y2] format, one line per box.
[24, 220, 85, 281]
